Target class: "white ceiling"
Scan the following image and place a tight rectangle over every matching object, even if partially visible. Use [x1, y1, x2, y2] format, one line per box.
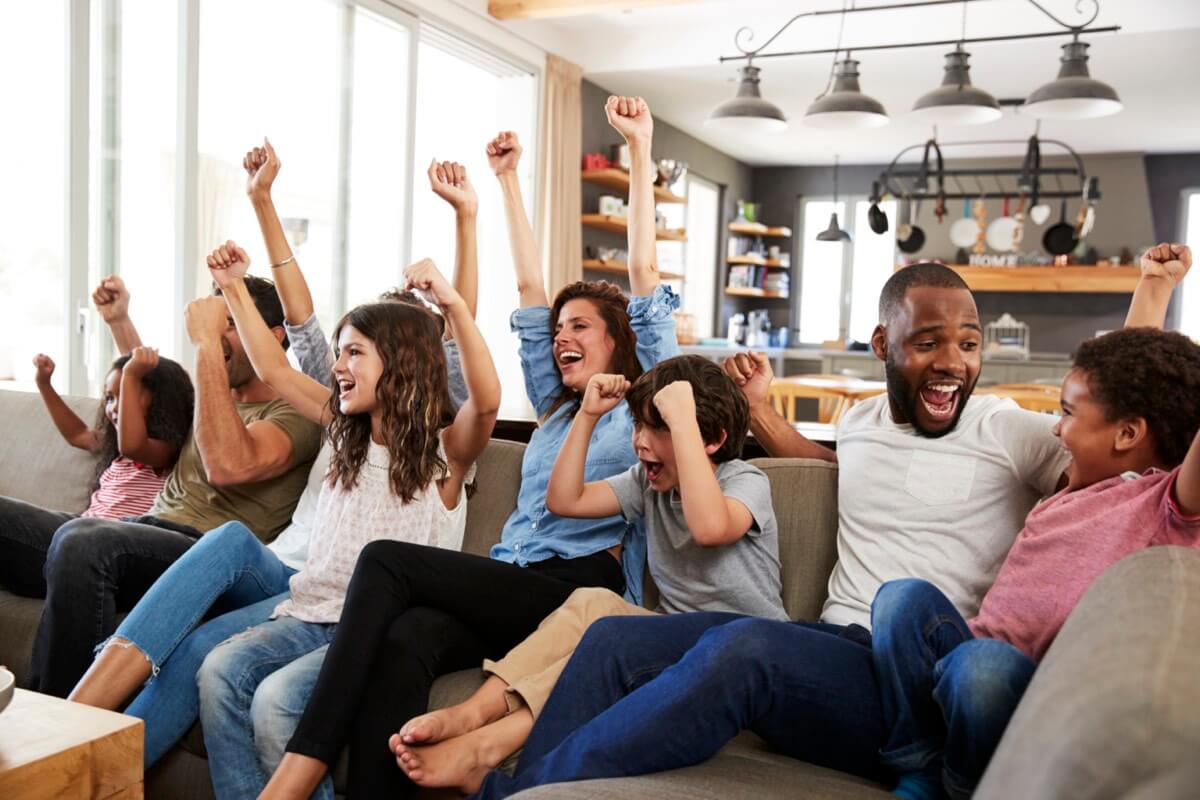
[498, 0, 1200, 165]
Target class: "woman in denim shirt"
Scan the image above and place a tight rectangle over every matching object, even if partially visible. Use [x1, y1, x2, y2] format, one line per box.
[262, 96, 679, 799]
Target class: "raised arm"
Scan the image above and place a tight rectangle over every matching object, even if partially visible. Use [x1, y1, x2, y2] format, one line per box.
[115, 347, 183, 469]
[244, 139, 314, 326]
[403, 260, 498, 476]
[724, 352, 837, 462]
[604, 96, 659, 297]
[1125, 243, 1191, 329]
[1177, 429, 1200, 517]
[488, 131, 548, 308]
[428, 159, 479, 320]
[92, 276, 142, 353]
[546, 374, 627, 518]
[33, 354, 98, 451]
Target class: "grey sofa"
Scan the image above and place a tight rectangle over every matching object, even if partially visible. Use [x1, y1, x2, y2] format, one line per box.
[2, 388, 1197, 799]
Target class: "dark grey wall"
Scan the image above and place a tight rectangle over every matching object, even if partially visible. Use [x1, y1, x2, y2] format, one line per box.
[1144, 153, 1200, 242]
[581, 79, 753, 328]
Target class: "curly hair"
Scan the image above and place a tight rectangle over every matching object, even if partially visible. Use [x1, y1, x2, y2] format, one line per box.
[543, 281, 643, 421]
[1073, 327, 1200, 466]
[624, 355, 749, 463]
[92, 354, 195, 493]
[325, 302, 454, 503]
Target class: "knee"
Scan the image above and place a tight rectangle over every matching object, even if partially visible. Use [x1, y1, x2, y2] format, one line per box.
[45, 518, 109, 574]
[563, 587, 625, 617]
[204, 521, 260, 557]
[871, 578, 939, 634]
[576, 614, 633, 655]
[196, 637, 246, 704]
[251, 672, 304, 756]
[696, 617, 780, 668]
[936, 640, 1035, 719]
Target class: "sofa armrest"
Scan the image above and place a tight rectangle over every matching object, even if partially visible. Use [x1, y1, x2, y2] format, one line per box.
[977, 546, 1200, 800]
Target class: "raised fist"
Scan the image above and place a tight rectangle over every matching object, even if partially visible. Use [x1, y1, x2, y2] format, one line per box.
[33, 354, 55, 386]
[206, 240, 251, 290]
[428, 159, 478, 214]
[92, 276, 131, 324]
[581, 373, 630, 418]
[1140, 243, 1192, 287]
[403, 258, 459, 310]
[486, 131, 522, 176]
[124, 346, 159, 380]
[244, 138, 281, 199]
[723, 351, 774, 410]
[605, 96, 653, 144]
[652, 380, 696, 427]
[186, 295, 230, 346]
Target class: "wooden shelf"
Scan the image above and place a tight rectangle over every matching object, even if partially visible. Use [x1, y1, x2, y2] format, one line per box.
[906, 264, 1142, 293]
[581, 214, 687, 241]
[728, 254, 788, 268]
[729, 222, 792, 238]
[582, 259, 684, 281]
[725, 287, 790, 299]
[582, 169, 686, 204]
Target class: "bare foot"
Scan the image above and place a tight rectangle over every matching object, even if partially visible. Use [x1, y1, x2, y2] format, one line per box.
[390, 712, 532, 794]
[397, 703, 482, 745]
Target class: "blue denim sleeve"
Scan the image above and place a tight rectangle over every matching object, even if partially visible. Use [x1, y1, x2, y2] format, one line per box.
[511, 305, 562, 418]
[284, 314, 334, 390]
[628, 284, 682, 372]
[441, 339, 468, 410]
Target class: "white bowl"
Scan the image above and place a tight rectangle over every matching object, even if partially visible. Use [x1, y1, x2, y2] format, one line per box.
[0, 667, 14, 714]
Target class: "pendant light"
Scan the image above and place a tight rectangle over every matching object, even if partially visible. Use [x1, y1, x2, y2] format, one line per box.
[816, 156, 852, 242]
[805, 55, 888, 129]
[706, 61, 788, 133]
[911, 45, 1001, 125]
[1022, 37, 1122, 119]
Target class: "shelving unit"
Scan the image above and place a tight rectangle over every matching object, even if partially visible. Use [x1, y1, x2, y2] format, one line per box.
[581, 214, 686, 241]
[903, 264, 1141, 293]
[728, 254, 787, 268]
[728, 222, 792, 237]
[582, 168, 686, 204]
[725, 287, 789, 299]
[726, 221, 792, 298]
[582, 259, 684, 281]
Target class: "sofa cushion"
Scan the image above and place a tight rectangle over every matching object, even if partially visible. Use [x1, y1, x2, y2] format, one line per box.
[461, 440, 526, 558]
[0, 390, 97, 514]
[0, 589, 43, 685]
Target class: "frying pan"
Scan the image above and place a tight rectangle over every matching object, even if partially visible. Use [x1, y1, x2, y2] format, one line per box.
[949, 199, 976, 248]
[898, 199, 926, 254]
[868, 181, 888, 234]
[1043, 199, 1078, 256]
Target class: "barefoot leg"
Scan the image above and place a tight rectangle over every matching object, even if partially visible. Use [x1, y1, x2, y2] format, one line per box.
[259, 752, 328, 800]
[395, 708, 534, 794]
[68, 637, 153, 709]
[398, 674, 513, 745]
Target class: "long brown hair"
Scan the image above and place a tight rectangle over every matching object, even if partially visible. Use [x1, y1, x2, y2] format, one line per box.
[325, 302, 454, 503]
[543, 281, 643, 421]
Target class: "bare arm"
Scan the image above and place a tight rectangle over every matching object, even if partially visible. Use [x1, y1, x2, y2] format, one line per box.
[546, 375, 628, 518]
[1125, 243, 1191, 329]
[92, 276, 143, 353]
[244, 140, 314, 326]
[488, 132, 548, 308]
[33, 355, 98, 451]
[605, 96, 659, 296]
[1176, 429, 1200, 517]
[116, 348, 182, 469]
[725, 352, 837, 462]
[427, 159, 480, 321]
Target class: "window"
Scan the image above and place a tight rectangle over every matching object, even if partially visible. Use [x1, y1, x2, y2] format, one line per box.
[1181, 190, 1200, 341]
[681, 175, 719, 338]
[847, 199, 898, 343]
[797, 201, 846, 344]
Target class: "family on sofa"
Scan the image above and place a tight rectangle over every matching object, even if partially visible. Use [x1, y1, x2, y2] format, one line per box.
[0, 94, 1197, 800]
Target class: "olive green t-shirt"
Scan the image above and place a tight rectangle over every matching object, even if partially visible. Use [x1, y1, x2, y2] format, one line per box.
[150, 398, 322, 542]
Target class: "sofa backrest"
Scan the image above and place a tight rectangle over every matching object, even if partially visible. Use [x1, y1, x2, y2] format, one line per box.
[461, 439, 526, 557]
[0, 390, 98, 514]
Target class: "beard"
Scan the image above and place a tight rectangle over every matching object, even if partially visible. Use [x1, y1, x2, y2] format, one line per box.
[884, 354, 974, 439]
[225, 350, 256, 389]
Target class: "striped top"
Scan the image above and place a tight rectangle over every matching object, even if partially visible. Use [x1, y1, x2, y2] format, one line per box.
[83, 456, 166, 520]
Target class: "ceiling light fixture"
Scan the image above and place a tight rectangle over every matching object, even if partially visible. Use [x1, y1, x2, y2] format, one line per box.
[705, 61, 788, 133]
[911, 46, 1001, 125]
[1022, 36, 1122, 119]
[816, 155, 852, 242]
[805, 56, 890, 129]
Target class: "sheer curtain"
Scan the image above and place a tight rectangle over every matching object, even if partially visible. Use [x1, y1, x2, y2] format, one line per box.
[537, 54, 583, 297]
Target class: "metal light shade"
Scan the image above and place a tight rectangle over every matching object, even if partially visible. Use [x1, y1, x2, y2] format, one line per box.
[1023, 40, 1122, 119]
[804, 58, 889, 129]
[911, 47, 1001, 125]
[706, 65, 788, 132]
[816, 212, 851, 242]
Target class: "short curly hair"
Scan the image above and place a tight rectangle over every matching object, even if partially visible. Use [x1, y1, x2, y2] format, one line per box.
[1073, 327, 1200, 466]
[624, 355, 749, 463]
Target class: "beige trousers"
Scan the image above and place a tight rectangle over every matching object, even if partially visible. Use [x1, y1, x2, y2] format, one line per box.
[483, 586, 657, 719]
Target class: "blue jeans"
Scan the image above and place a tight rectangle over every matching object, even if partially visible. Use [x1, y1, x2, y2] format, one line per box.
[473, 612, 888, 799]
[197, 614, 336, 800]
[870, 579, 1037, 799]
[109, 521, 297, 765]
[250, 645, 334, 800]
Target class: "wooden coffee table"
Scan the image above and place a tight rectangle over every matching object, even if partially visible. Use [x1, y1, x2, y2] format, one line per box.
[0, 689, 143, 799]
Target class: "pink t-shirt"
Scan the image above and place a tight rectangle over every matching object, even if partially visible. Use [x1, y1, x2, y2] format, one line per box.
[83, 456, 165, 520]
[969, 467, 1200, 661]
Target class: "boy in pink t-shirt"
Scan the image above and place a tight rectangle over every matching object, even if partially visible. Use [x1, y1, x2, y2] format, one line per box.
[868, 246, 1200, 800]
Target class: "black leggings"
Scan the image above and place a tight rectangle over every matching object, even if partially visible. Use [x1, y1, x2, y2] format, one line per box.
[286, 541, 625, 798]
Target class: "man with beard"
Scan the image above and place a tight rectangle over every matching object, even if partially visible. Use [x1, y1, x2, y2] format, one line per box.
[469, 261, 1074, 799]
[1, 276, 321, 696]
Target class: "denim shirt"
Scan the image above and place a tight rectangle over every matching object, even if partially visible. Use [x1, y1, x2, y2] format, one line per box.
[492, 284, 681, 604]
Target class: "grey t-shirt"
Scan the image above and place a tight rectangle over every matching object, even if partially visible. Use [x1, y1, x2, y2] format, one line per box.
[606, 460, 787, 620]
[284, 313, 468, 408]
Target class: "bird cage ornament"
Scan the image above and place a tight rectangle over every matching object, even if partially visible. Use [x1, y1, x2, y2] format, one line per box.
[985, 313, 1030, 360]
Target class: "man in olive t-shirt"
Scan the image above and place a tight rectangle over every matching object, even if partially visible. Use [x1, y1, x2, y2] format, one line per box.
[21, 276, 321, 696]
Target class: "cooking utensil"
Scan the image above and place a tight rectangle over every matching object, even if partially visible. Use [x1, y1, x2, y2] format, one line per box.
[1079, 204, 1096, 238]
[1011, 193, 1027, 249]
[950, 199, 977, 248]
[898, 199, 926, 254]
[986, 197, 1018, 253]
[868, 181, 888, 234]
[972, 197, 988, 256]
[1030, 201, 1052, 225]
[897, 196, 913, 243]
[1042, 198, 1079, 256]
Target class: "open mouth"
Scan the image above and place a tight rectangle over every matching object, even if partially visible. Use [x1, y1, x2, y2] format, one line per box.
[337, 378, 356, 399]
[918, 381, 961, 422]
[557, 349, 583, 370]
[222, 344, 232, 363]
[641, 458, 664, 483]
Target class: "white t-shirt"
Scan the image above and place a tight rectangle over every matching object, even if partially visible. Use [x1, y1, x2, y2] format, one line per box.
[821, 393, 1071, 629]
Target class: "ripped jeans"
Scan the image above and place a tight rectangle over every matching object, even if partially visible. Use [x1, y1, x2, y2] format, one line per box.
[106, 521, 297, 765]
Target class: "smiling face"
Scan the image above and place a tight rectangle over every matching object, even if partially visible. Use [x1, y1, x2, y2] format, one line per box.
[102, 367, 122, 427]
[333, 324, 385, 417]
[554, 298, 617, 393]
[874, 286, 982, 438]
[1052, 368, 1136, 490]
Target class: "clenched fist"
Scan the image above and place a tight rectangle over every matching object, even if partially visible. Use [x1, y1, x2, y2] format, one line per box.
[33, 354, 55, 386]
[92, 276, 131, 324]
[581, 373, 630, 418]
[605, 96, 653, 144]
[1140, 243, 1192, 287]
[723, 351, 773, 410]
[206, 241, 251, 291]
[486, 131, 522, 176]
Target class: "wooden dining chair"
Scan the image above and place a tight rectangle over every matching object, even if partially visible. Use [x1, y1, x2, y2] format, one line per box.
[768, 375, 856, 424]
[977, 384, 1063, 414]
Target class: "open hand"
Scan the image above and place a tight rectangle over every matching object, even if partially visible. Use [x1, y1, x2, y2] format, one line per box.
[581, 373, 630, 417]
[33, 354, 55, 386]
[404, 258, 460, 310]
[206, 240, 251, 290]
[652, 380, 696, 427]
[186, 295, 229, 347]
[1140, 243, 1192, 286]
[486, 131, 522, 175]
[124, 346, 159, 380]
[428, 160, 478, 215]
[605, 96, 653, 144]
[92, 276, 131, 324]
[723, 351, 773, 410]
[244, 138, 281, 199]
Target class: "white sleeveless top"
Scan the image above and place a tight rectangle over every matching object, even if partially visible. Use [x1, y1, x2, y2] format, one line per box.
[273, 437, 472, 624]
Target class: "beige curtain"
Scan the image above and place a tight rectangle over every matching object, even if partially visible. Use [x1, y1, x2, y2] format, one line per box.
[537, 54, 583, 297]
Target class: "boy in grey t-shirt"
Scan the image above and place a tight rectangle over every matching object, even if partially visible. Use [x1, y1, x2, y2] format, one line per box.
[389, 355, 786, 790]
